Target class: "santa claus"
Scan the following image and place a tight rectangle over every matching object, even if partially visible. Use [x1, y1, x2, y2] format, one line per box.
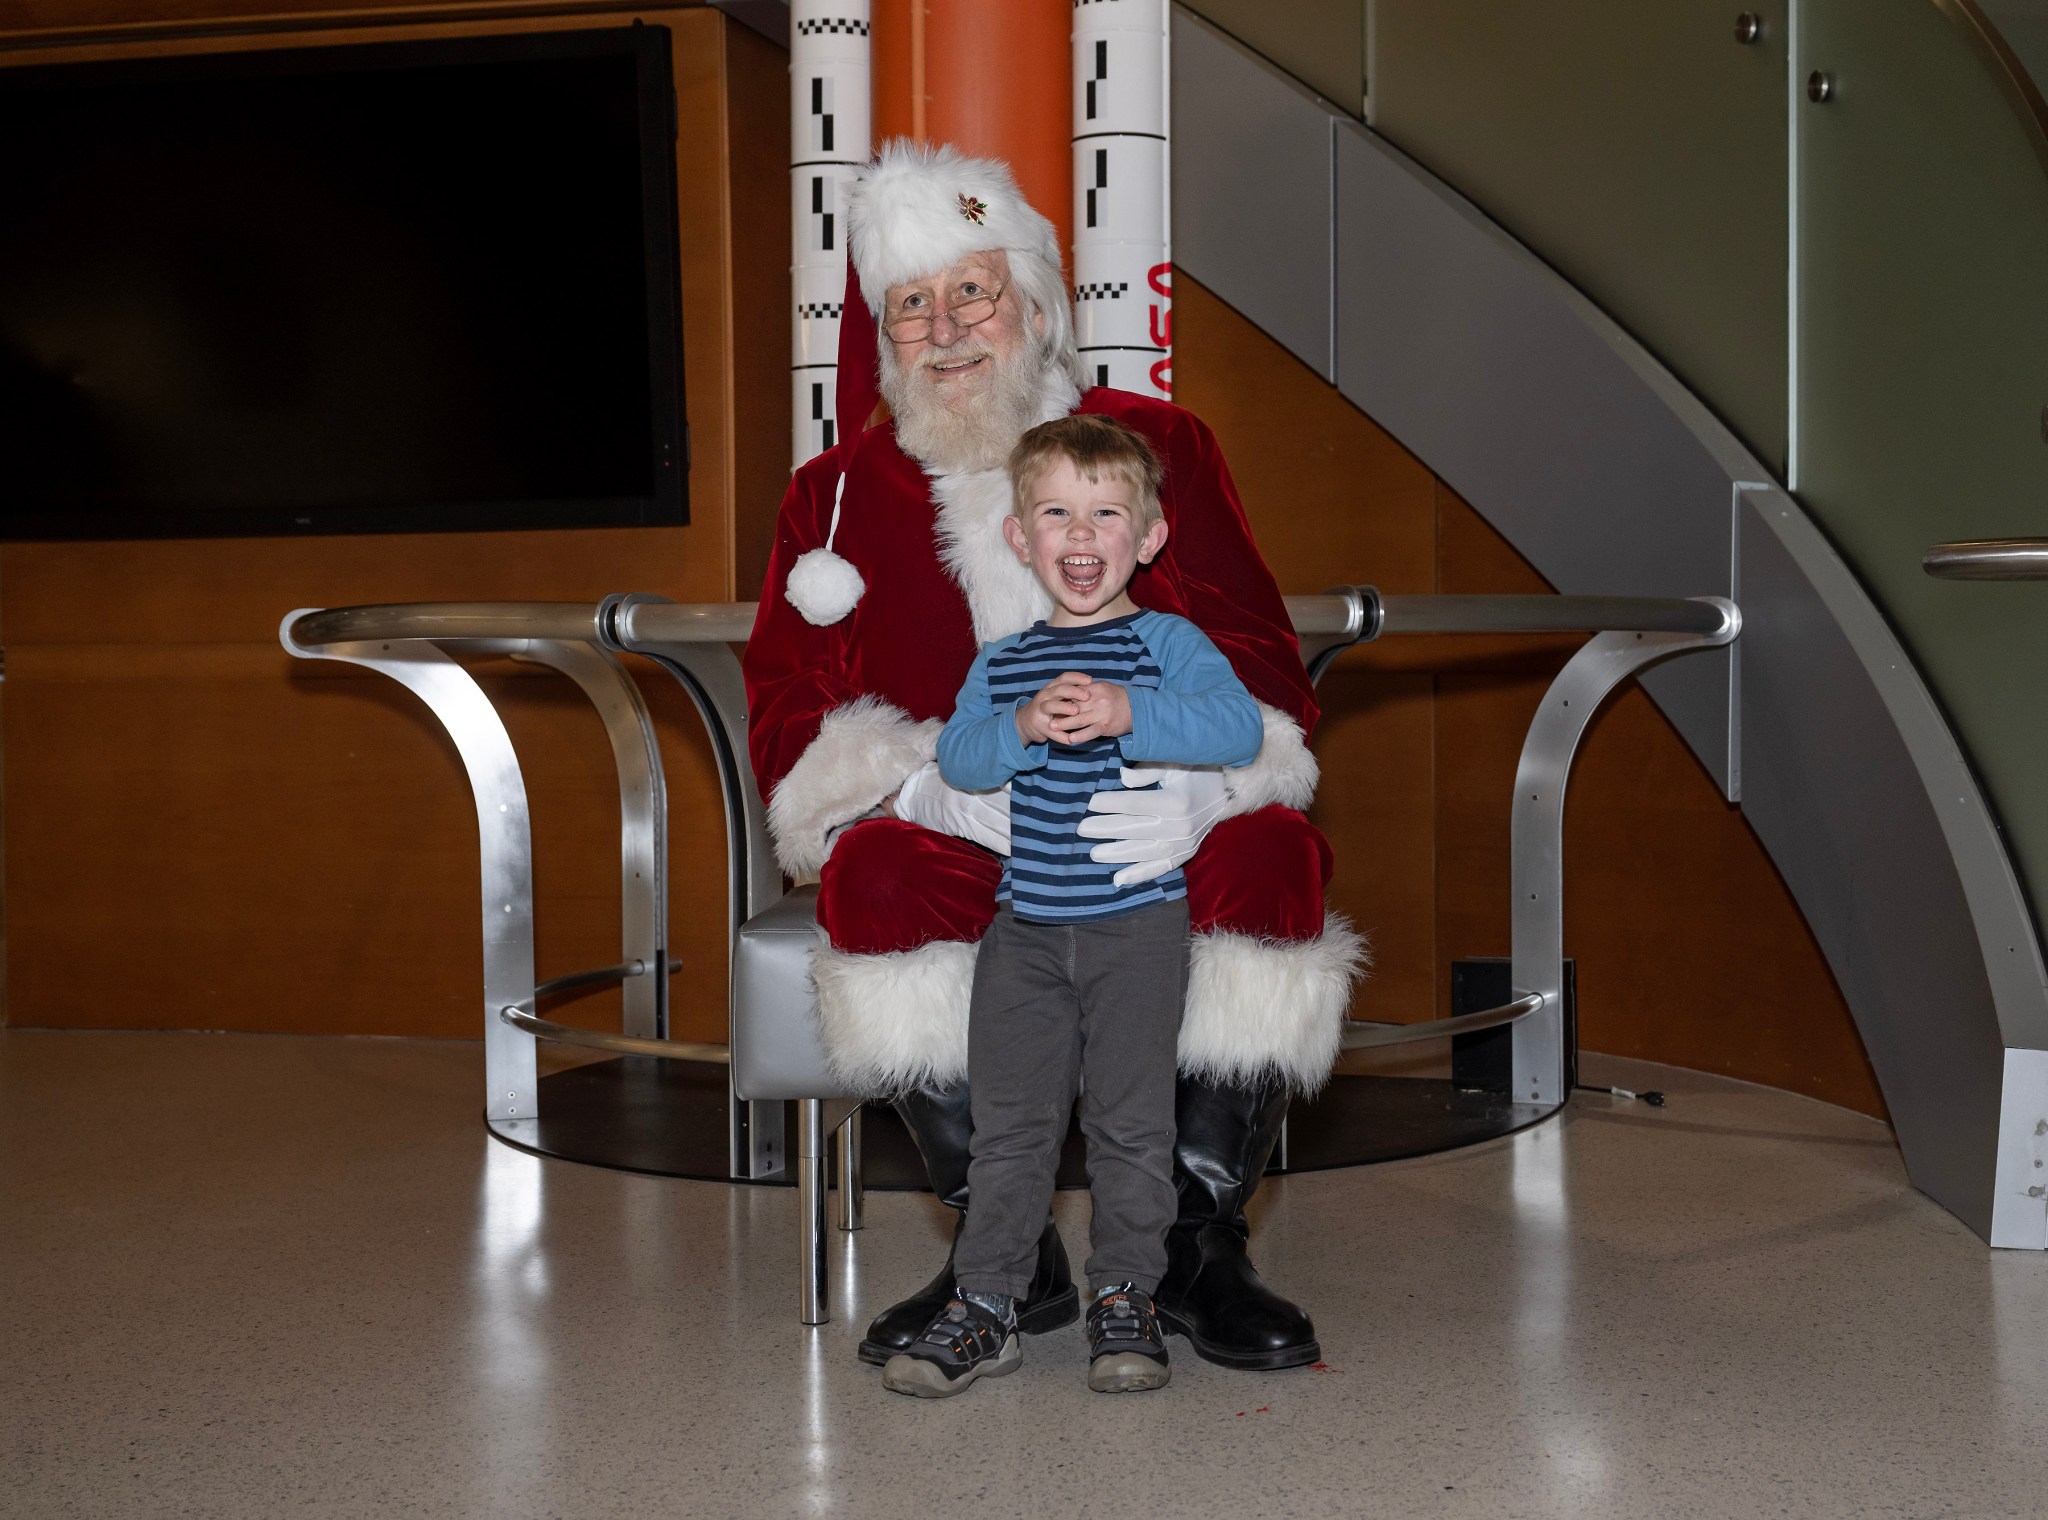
[744, 141, 1362, 1371]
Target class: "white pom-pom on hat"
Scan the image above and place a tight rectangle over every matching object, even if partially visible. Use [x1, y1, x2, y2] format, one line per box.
[785, 473, 866, 626]
[786, 546, 866, 626]
[847, 140, 1065, 312]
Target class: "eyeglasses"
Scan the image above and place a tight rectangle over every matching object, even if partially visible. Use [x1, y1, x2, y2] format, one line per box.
[882, 281, 1008, 344]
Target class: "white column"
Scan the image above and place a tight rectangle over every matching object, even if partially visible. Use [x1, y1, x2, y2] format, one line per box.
[1072, 0, 1170, 398]
[791, 0, 872, 468]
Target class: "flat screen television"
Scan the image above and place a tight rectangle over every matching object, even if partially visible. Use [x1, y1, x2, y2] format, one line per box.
[0, 25, 686, 540]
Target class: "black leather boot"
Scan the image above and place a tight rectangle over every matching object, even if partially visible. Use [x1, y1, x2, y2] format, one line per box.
[1155, 1076, 1321, 1371]
[856, 1082, 1079, 1365]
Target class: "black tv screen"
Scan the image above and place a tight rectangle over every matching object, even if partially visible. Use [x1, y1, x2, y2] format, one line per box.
[0, 26, 685, 540]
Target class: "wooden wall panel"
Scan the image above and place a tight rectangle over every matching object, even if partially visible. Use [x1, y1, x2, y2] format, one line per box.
[726, 16, 794, 606]
[1175, 273, 1885, 1117]
[1172, 275, 1443, 1024]
[0, 5, 782, 1047]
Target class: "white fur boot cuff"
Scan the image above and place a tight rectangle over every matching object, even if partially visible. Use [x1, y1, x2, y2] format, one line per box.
[1178, 913, 1369, 1094]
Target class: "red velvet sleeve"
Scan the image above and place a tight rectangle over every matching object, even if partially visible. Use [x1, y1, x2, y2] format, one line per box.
[1154, 409, 1321, 739]
[742, 446, 863, 797]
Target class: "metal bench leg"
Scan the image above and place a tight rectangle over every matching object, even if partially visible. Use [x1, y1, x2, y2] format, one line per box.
[798, 1099, 828, 1324]
[837, 1106, 864, 1233]
[799, 1098, 861, 1324]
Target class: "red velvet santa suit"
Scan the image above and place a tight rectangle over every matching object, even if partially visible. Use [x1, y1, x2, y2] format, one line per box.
[743, 382, 1362, 1096]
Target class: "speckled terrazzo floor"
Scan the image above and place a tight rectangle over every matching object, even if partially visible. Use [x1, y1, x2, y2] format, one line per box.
[3, 1029, 2045, 1520]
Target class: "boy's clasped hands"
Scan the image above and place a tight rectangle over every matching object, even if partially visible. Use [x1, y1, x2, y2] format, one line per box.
[1015, 672, 1132, 746]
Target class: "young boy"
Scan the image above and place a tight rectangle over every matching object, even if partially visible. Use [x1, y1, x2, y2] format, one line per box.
[880, 413, 1264, 1399]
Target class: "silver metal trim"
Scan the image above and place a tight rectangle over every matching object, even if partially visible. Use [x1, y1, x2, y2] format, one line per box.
[504, 640, 669, 1041]
[286, 602, 608, 646]
[603, 598, 758, 644]
[607, 595, 789, 1183]
[280, 612, 539, 1126]
[798, 1098, 827, 1325]
[1340, 991, 1544, 1049]
[500, 1007, 730, 1065]
[1379, 593, 1735, 636]
[288, 593, 1734, 658]
[1511, 611, 1738, 1103]
[837, 1106, 864, 1233]
[1294, 587, 1374, 683]
[1923, 539, 2048, 580]
[797, 1097, 860, 1324]
[532, 959, 655, 1005]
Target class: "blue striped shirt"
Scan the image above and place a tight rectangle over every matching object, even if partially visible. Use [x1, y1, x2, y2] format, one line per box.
[936, 609, 1263, 924]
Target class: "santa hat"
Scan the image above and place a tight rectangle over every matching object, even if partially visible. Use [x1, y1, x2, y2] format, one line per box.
[785, 143, 1070, 628]
[847, 139, 1065, 314]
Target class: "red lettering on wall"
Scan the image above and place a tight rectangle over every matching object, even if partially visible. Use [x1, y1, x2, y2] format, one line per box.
[1146, 262, 1173, 396]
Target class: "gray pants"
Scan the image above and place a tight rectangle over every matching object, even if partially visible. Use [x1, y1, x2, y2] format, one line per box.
[953, 899, 1189, 1300]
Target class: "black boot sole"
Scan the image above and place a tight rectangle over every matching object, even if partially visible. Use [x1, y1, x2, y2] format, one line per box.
[857, 1285, 1080, 1366]
[1155, 1305, 1321, 1371]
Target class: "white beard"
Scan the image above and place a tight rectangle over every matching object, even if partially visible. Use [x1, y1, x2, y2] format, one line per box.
[880, 336, 1055, 474]
[881, 341, 1081, 642]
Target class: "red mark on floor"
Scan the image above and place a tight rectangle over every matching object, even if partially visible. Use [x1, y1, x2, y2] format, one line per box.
[1308, 1361, 1344, 1374]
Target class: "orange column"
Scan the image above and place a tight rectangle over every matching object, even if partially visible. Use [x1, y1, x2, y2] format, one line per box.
[871, 0, 1075, 271]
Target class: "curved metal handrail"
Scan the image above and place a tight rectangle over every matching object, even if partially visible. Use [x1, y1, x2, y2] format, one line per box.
[286, 590, 1736, 651]
[601, 598, 760, 645]
[531, 957, 680, 1006]
[1923, 538, 2048, 580]
[287, 601, 610, 647]
[1340, 991, 1544, 1050]
[1377, 592, 1734, 636]
[502, 1007, 730, 1064]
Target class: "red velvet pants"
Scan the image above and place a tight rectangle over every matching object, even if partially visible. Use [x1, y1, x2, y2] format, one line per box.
[816, 806, 1332, 955]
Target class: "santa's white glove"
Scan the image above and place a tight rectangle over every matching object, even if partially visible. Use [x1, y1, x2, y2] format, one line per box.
[1078, 764, 1233, 887]
[891, 760, 1011, 856]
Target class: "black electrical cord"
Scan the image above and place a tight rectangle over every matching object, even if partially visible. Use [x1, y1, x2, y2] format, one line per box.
[1574, 1083, 1665, 1107]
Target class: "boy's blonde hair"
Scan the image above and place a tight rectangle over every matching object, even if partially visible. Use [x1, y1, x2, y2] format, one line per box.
[1007, 414, 1165, 531]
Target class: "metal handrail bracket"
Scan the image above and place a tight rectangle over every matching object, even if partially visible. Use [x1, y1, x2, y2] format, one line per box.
[281, 609, 678, 1137]
[602, 594, 789, 1181]
[1321, 594, 1741, 1092]
[280, 611, 542, 1127]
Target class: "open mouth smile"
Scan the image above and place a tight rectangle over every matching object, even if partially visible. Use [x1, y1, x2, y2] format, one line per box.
[1059, 554, 1106, 594]
[929, 354, 988, 376]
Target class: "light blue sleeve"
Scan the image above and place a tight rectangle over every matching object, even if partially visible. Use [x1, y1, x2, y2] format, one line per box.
[937, 637, 1048, 789]
[1120, 613, 1265, 768]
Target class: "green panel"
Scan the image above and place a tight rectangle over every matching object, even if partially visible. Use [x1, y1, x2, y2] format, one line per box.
[1371, 0, 1789, 476]
[1797, 0, 2048, 940]
[1178, 0, 1365, 114]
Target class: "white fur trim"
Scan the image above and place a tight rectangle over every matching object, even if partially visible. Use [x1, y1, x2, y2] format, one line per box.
[849, 141, 1065, 311]
[1179, 913, 1368, 1093]
[927, 364, 1081, 642]
[806, 909, 1366, 1096]
[766, 698, 941, 880]
[810, 934, 975, 1094]
[932, 467, 1052, 643]
[785, 547, 867, 626]
[1223, 705, 1320, 816]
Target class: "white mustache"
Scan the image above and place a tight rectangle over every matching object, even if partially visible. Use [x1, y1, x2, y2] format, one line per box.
[916, 342, 998, 372]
